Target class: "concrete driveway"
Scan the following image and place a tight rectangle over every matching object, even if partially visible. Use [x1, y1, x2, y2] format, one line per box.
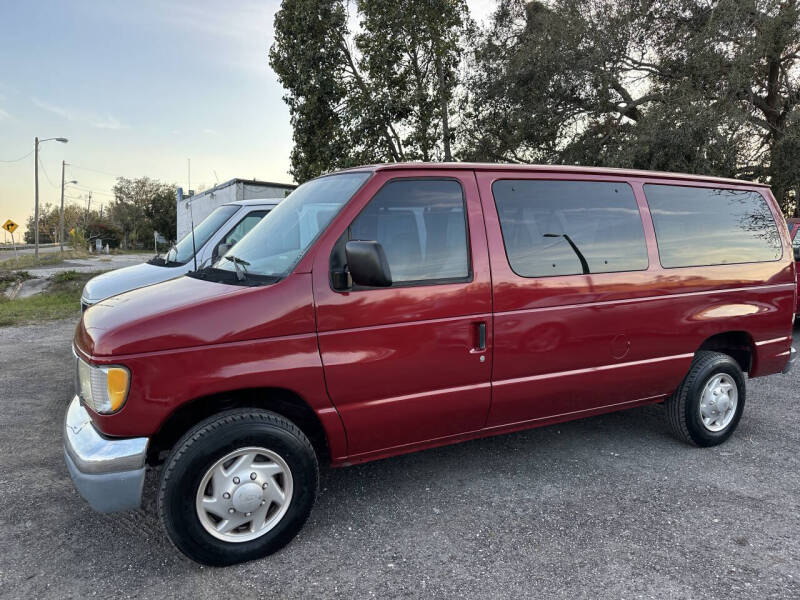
[0, 319, 798, 599]
[23, 254, 147, 278]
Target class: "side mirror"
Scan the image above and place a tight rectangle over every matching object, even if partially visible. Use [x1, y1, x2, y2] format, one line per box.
[794, 246, 800, 262]
[214, 242, 233, 261]
[345, 240, 392, 287]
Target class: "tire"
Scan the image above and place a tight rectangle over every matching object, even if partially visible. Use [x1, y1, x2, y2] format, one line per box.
[158, 408, 319, 566]
[665, 351, 746, 447]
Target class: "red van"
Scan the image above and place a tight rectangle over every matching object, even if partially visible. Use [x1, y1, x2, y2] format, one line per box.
[65, 164, 796, 565]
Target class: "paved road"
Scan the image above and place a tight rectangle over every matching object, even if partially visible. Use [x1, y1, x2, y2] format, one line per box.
[0, 243, 62, 255]
[0, 319, 798, 599]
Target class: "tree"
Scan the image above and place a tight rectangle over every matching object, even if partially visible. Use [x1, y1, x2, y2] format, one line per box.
[108, 177, 176, 248]
[651, 0, 800, 215]
[86, 218, 123, 248]
[23, 201, 120, 246]
[463, 0, 800, 215]
[270, 0, 472, 182]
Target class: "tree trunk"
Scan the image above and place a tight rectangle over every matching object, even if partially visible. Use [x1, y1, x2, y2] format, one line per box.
[794, 187, 800, 218]
[436, 56, 452, 162]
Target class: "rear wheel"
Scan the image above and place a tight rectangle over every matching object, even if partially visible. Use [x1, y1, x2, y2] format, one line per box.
[665, 351, 746, 447]
[158, 408, 318, 566]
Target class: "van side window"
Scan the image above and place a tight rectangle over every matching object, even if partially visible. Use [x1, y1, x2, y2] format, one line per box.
[492, 180, 648, 277]
[349, 179, 470, 284]
[644, 185, 782, 268]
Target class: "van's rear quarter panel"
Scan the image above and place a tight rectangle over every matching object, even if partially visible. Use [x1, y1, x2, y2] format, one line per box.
[489, 277, 794, 424]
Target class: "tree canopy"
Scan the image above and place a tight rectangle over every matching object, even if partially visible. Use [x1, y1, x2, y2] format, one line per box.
[108, 177, 176, 248]
[462, 0, 800, 214]
[24, 177, 176, 248]
[271, 0, 800, 215]
[270, 0, 472, 182]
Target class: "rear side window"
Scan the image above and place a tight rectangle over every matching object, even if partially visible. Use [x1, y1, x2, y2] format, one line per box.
[349, 179, 469, 284]
[492, 180, 648, 277]
[644, 185, 782, 268]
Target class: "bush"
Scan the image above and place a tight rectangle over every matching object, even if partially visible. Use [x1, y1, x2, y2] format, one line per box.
[51, 270, 80, 283]
[69, 228, 87, 250]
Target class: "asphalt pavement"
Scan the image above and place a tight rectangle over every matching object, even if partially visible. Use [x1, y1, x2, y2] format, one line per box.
[0, 318, 798, 599]
[0, 243, 62, 255]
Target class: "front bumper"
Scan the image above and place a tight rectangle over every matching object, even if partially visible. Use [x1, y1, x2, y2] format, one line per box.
[63, 395, 149, 512]
[783, 346, 796, 374]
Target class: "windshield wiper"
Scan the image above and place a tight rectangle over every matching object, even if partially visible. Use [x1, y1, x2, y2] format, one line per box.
[225, 255, 250, 281]
[543, 233, 591, 275]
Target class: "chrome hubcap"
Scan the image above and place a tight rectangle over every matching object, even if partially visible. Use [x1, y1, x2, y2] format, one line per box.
[195, 447, 293, 543]
[699, 373, 738, 432]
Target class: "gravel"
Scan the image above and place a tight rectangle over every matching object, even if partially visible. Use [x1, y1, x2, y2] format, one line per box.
[0, 318, 798, 599]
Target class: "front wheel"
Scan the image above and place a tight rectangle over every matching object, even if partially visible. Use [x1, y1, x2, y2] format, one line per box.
[158, 409, 318, 566]
[665, 351, 746, 447]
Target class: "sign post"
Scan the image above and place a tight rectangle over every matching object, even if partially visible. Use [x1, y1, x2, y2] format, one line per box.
[2, 219, 19, 262]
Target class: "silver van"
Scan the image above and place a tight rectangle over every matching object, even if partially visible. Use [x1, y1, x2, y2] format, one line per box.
[81, 199, 278, 310]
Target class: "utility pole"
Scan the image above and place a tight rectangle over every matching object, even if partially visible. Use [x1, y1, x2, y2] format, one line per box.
[33, 136, 68, 259]
[59, 166, 77, 253]
[84, 191, 92, 227]
[34, 137, 39, 259]
[59, 160, 66, 253]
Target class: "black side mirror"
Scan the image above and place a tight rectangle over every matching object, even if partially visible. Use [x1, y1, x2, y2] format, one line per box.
[214, 242, 233, 261]
[794, 246, 800, 262]
[345, 240, 392, 287]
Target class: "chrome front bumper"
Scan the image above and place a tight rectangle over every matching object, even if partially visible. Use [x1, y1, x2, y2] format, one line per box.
[64, 395, 149, 512]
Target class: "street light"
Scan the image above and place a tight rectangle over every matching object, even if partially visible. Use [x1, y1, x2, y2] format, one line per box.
[34, 136, 68, 259]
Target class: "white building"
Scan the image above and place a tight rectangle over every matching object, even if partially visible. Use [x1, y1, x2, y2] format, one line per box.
[176, 178, 295, 240]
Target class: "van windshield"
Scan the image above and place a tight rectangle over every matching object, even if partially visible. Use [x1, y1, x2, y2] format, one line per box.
[151, 204, 239, 266]
[212, 172, 371, 279]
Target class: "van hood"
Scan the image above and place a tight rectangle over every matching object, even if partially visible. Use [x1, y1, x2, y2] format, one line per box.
[81, 262, 189, 305]
[75, 273, 314, 357]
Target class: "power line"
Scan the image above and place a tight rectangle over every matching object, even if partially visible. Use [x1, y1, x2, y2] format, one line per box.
[70, 164, 123, 178]
[0, 149, 34, 163]
[71, 185, 115, 198]
[38, 157, 59, 189]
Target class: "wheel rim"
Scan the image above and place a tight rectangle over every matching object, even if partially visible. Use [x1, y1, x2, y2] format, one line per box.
[195, 446, 293, 543]
[698, 373, 738, 432]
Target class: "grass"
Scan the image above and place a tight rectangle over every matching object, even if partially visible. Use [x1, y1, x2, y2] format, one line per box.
[110, 248, 153, 255]
[0, 248, 90, 271]
[0, 270, 101, 327]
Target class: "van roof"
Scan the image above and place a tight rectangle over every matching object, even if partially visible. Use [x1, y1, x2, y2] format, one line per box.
[338, 162, 769, 188]
[224, 198, 282, 207]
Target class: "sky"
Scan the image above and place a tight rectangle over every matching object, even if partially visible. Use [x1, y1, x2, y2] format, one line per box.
[0, 0, 496, 242]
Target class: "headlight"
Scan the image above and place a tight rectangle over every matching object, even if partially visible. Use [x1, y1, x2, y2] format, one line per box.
[76, 355, 130, 414]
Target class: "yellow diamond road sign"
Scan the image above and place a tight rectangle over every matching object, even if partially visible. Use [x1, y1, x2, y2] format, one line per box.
[2, 219, 18, 234]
